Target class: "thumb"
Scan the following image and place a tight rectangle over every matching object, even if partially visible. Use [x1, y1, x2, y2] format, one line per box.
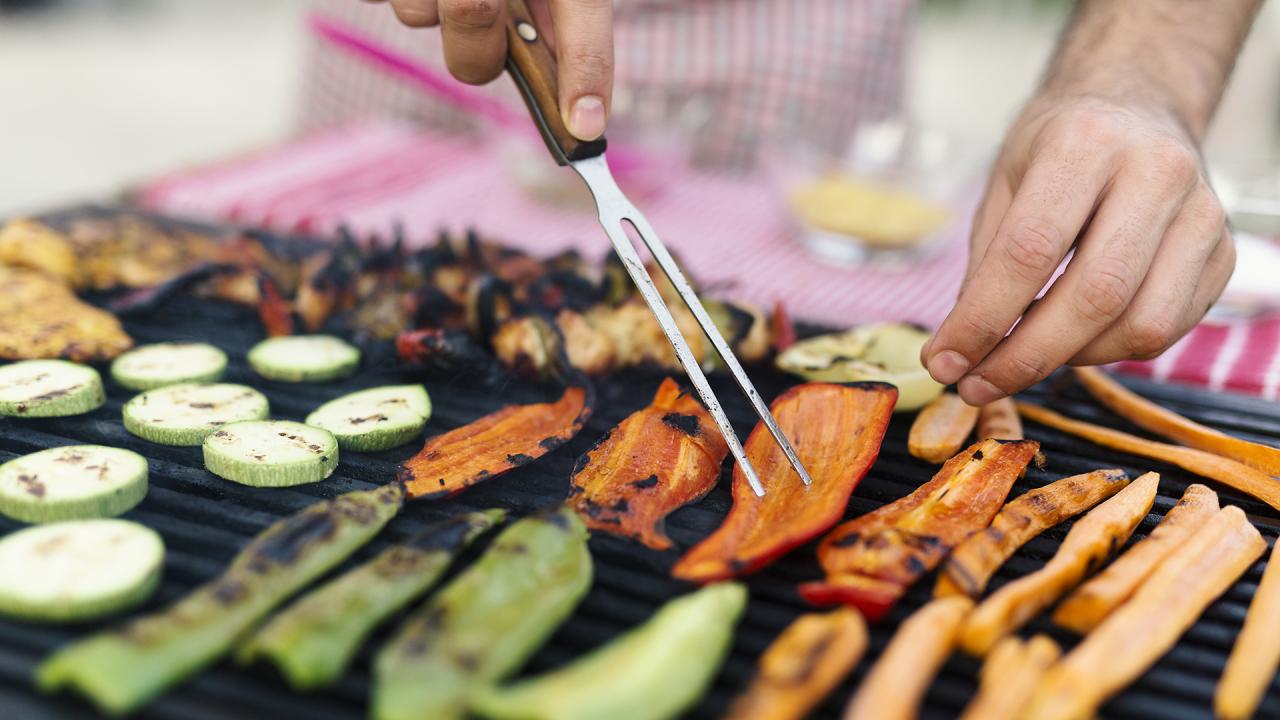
[547, 0, 614, 141]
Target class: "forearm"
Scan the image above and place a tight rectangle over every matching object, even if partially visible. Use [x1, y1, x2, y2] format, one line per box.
[1043, 0, 1261, 140]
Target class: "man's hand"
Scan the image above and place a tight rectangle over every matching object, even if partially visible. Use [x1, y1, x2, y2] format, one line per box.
[373, 0, 613, 141]
[923, 0, 1260, 406]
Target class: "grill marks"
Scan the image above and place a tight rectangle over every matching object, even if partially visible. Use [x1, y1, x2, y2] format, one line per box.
[568, 378, 729, 551]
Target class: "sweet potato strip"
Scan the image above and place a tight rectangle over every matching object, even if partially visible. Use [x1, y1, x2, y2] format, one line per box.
[399, 386, 591, 500]
[672, 382, 897, 583]
[1017, 401, 1280, 511]
[958, 634, 1059, 720]
[934, 469, 1130, 599]
[843, 596, 973, 720]
[1216, 538, 1280, 720]
[977, 397, 1022, 440]
[799, 439, 1039, 620]
[1053, 483, 1219, 633]
[726, 608, 868, 720]
[958, 472, 1159, 656]
[908, 393, 980, 463]
[1023, 505, 1265, 720]
[568, 378, 728, 550]
[1076, 366, 1280, 476]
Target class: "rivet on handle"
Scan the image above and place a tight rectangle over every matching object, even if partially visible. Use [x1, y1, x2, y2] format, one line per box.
[516, 21, 538, 42]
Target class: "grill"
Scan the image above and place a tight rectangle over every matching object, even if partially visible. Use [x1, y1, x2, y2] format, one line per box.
[1, 216, 1278, 720]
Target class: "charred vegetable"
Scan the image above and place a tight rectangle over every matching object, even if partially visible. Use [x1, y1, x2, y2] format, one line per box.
[0, 360, 106, 417]
[774, 324, 943, 411]
[934, 469, 1130, 599]
[672, 382, 897, 583]
[800, 439, 1039, 619]
[1216, 536, 1280, 720]
[908, 393, 981, 463]
[471, 583, 746, 720]
[238, 509, 504, 690]
[399, 385, 592, 500]
[976, 397, 1022, 440]
[726, 608, 867, 720]
[0, 445, 149, 523]
[37, 485, 403, 715]
[958, 634, 1060, 720]
[569, 378, 728, 550]
[373, 507, 592, 720]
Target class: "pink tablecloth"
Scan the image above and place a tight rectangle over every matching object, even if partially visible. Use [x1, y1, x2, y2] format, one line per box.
[137, 121, 1280, 401]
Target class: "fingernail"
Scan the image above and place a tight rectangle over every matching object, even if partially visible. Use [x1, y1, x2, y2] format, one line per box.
[567, 95, 606, 141]
[926, 350, 970, 385]
[959, 375, 1005, 406]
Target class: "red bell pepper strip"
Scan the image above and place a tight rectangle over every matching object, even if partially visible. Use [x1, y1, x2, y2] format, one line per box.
[671, 382, 897, 583]
[568, 378, 729, 550]
[798, 438, 1040, 620]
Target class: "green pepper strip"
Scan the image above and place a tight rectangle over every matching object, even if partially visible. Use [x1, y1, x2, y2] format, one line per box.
[471, 582, 747, 720]
[37, 484, 405, 716]
[237, 508, 506, 690]
[373, 506, 593, 720]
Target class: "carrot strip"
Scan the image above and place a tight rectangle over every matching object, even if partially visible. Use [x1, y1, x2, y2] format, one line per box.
[671, 382, 897, 583]
[1075, 366, 1280, 476]
[725, 608, 868, 720]
[957, 634, 1059, 720]
[399, 386, 592, 500]
[1023, 505, 1265, 720]
[977, 397, 1022, 440]
[800, 439, 1039, 620]
[568, 378, 728, 550]
[908, 393, 980, 463]
[1053, 483, 1219, 633]
[1017, 401, 1280, 511]
[958, 472, 1159, 656]
[842, 596, 973, 720]
[1216, 538, 1280, 720]
[934, 469, 1130, 599]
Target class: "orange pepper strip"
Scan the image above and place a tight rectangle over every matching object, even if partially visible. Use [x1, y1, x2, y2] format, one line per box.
[1017, 401, 1280, 511]
[976, 397, 1022, 440]
[725, 608, 868, 720]
[1076, 366, 1280, 476]
[1023, 505, 1265, 720]
[399, 386, 591, 500]
[957, 634, 1060, 720]
[799, 439, 1039, 620]
[934, 469, 1130, 599]
[908, 393, 980, 463]
[568, 378, 729, 551]
[671, 382, 898, 583]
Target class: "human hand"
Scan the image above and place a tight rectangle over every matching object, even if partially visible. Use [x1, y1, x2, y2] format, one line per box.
[922, 93, 1234, 406]
[372, 0, 613, 140]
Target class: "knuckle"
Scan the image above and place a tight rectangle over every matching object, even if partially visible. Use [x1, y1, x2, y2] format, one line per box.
[1077, 267, 1134, 324]
[1058, 108, 1122, 147]
[563, 47, 614, 85]
[442, 0, 499, 29]
[999, 218, 1063, 281]
[1146, 140, 1199, 187]
[956, 312, 1005, 351]
[1125, 315, 1179, 359]
[992, 352, 1054, 392]
[391, 0, 437, 26]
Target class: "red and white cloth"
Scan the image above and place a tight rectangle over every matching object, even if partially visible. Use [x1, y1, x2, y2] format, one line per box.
[137, 120, 1280, 401]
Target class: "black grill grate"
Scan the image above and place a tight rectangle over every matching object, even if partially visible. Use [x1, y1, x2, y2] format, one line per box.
[1, 273, 1279, 719]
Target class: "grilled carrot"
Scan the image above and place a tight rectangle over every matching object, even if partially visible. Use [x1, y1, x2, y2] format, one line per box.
[842, 596, 973, 720]
[726, 608, 868, 720]
[1053, 483, 1219, 633]
[958, 472, 1159, 656]
[1075, 366, 1280, 476]
[957, 634, 1059, 720]
[1017, 401, 1280, 512]
[977, 397, 1022, 440]
[908, 393, 980, 463]
[1023, 505, 1265, 720]
[934, 469, 1130, 599]
[1216, 538, 1280, 720]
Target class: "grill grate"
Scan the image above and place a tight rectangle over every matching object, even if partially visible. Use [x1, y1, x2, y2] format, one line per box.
[1, 269, 1279, 719]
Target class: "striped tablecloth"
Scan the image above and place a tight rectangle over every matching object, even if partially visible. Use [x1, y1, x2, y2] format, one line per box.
[137, 120, 1280, 400]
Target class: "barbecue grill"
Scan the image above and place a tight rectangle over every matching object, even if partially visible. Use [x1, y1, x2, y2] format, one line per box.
[1, 212, 1278, 719]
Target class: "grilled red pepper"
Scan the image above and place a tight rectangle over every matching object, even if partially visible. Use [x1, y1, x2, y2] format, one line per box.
[798, 438, 1040, 620]
[568, 378, 729, 550]
[399, 385, 592, 500]
[257, 273, 295, 337]
[671, 382, 897, 583]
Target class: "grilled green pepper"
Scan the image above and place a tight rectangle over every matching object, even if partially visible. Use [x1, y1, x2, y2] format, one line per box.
[37, 484, 404, 716]
[373, 506, 592, 720]
[470, 582, 747, 720]
[238, 508, 505, 689]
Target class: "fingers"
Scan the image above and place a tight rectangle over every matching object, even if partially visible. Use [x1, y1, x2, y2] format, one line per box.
[923, 141, 1113, 386]
[438, 0, 507, 84]
[548, 0, 613, 140]
[955, 165, 1191, 404]
[388, 0, 440, 27]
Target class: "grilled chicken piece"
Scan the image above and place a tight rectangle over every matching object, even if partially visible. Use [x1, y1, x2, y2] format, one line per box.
[0, 266, 133, 361]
